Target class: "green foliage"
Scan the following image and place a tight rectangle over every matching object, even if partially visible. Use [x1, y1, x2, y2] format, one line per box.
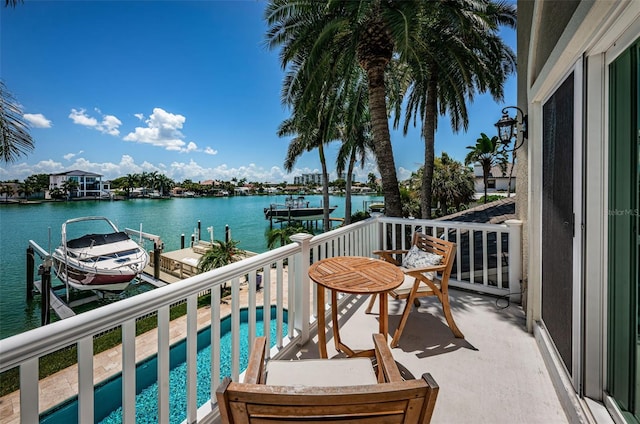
[0, 81, 34, 164]
[477, 195, 505, 204]
[49, 187, 65, 200]
[400, 186, 420, 218]
[350, 211, 370, 223]
[465, 133, 509, 204]
[198, 240, 245, 272]
[432, 152, 475, 216]
[265, 224, 311, 249]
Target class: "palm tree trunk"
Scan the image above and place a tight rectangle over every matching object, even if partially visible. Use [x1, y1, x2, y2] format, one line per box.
[483, 162, 490, 203]
[319, 144, 331, 232]
[421, 73, 438, 219]
[365, 65, 402, 218]
[507, 151, 516, 197]
[344, 148, 357, 225]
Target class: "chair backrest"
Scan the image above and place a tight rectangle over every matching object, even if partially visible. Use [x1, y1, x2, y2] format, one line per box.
[217, 373, 439, 423]
[412, 232, 456, 280]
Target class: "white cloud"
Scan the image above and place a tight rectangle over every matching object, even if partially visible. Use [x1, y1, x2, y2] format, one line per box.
[23, 113, 52, 128]
[68, 108, 122, 136]
[69, 109, 97, 126]
[397, 167, 412, 181]
[63, 150, 84, 161]
[124, 108, 199, 153]
[134, 113, 144, 120]
[0, 155, 380, 185]
[204, 147, 218, 155]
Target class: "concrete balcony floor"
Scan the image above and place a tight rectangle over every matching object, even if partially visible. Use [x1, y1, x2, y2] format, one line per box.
[285, 289, 569, 424]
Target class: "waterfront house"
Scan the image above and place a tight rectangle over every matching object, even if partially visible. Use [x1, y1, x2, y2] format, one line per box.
[48, 170, 109, 199]
[1, 1, 638, 423]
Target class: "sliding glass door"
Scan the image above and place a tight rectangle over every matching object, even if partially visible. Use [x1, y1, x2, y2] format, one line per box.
[608, 38, 640, 422]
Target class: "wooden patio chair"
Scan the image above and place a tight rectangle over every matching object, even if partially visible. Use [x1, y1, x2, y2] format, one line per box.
[367, 232, 464, 348]
[216, 334, 439, 423]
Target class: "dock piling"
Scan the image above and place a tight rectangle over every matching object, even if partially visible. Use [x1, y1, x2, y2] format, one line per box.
[39, 263, 51, 326]
[154, 242, 161, 280]
[181, 233, 185, 249]
[26, 246, 34, 300]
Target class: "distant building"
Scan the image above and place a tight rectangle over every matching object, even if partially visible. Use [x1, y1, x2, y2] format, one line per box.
[337, 172, 355, 182]
[293, 173, 323, 186]
[473, 164, 515, 195]
[48, 170, 109, 198]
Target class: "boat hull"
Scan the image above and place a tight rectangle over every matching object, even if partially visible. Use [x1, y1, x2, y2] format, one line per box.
[52, 259, 135, 292]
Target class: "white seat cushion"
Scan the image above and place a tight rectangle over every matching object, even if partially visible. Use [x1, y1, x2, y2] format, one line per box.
[265, 358, 377, 387]
[391, 272, 440, 297]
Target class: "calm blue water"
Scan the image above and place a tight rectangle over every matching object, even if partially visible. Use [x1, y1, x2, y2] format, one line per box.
[0, 195, 380, 339]
[39, 307, 288, 424]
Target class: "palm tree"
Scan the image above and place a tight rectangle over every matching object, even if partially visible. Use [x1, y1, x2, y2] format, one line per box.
[17, 181, 34, 201]
[336, 82, 373, 225]
[0, 184, 14, 202]
[156, 174, 174, 197]
[464, 133, 508, 203]
[265, 0, 422, 218]
[277, 50, 346, 231]
[279, 112, 334, 232]
[198, 239, 245, 273]
[393, 0, 516, 218]
[1, 81, 34, 163]
[265, 224, 311, 249]
[60, 179, 79, 200]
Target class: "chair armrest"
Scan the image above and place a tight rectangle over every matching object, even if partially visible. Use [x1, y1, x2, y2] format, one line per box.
[372, 333, 403, 383]
[421, 373, 440, 422]
[372, 249, 407, 266]
[244, 336, 267, 384]
[403, 264, 446, 275]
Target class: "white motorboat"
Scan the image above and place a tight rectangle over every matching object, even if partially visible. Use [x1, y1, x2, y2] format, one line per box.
[52, 216, 150, 292]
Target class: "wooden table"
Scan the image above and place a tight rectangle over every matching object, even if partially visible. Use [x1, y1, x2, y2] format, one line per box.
[308, 256, 404, 358]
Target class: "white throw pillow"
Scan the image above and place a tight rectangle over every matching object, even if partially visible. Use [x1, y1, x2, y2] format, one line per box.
[401, 245, 443, 269]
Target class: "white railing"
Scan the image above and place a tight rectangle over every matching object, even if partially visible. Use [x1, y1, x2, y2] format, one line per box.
[377, 217, 522, 301]
[0, 216, 521, 424]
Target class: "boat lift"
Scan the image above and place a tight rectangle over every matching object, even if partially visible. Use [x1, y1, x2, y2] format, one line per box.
[26, 226, 164, 325]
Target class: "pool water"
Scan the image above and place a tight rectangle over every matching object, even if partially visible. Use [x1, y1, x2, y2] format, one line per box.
[40, 306, 288, 424]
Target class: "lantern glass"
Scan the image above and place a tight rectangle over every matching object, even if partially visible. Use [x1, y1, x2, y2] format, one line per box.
[495, 112, 517, 144]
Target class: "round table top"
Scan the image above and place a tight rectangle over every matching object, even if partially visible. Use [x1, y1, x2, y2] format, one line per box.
[308, 256, 404, 294]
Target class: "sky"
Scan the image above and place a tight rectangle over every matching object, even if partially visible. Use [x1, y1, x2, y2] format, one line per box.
[0, 1, 517, 184]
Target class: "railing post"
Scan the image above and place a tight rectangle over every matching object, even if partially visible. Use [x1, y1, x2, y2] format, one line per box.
[290, 233, 313, 345]
[505, 220, 523, 303]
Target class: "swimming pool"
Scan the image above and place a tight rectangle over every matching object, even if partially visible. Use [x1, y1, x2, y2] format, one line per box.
[40, 306, 288, 424]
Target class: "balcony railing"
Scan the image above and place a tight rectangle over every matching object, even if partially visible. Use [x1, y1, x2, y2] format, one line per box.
[0, 216, 522, 423]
